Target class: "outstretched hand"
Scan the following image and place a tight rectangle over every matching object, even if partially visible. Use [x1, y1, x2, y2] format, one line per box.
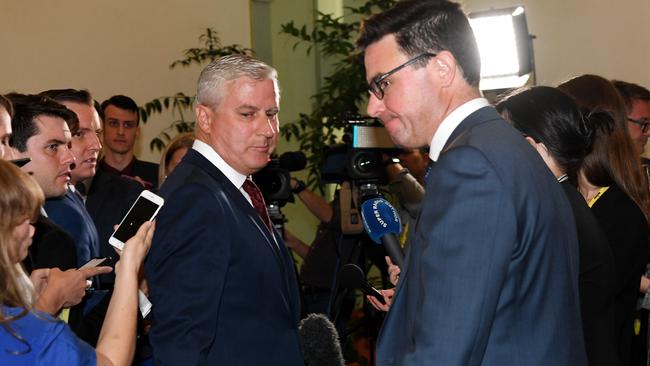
[34, 265, 113, 313]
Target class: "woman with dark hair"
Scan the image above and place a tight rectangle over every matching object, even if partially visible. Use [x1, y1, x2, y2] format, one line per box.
[0, 158, 155, 365]
[0, 94, 13, 160]
[497, 86, 618, 366]
[559, 75, 649, 366]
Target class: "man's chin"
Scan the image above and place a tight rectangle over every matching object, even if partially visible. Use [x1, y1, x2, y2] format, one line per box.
[71, 171, 95, 185]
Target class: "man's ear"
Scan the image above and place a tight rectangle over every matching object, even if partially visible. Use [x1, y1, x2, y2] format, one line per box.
[433, 51, 457, 88]
[525, 136, 550, 156]
[524, 136, 537, 147]
[10, 146, 27, 159]
[195, 104, 213, 134]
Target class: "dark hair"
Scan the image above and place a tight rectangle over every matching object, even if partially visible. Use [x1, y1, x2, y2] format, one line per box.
[496, 86, 592, 179]
[0, 94, 13, 117]
[580, 110, 617, 188]
[92, 100, 102, 121]
[612, 80, 650, 113]
[100, 95, 139, 124]
[357, 0, 480, 87]
[6, 93, 79, 153]
[39, 89, 94, 107]
[558, 74, 650, 220]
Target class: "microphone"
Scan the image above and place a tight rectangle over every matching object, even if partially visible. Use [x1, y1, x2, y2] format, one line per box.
[299, 313, 345, 366]
[360, 197, 404, 268]
[338, 263, 386, 305]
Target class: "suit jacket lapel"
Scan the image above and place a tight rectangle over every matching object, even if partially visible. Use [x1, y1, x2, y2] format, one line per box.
[184, 151, 283, 260]
[398, 107, 501, 288]
[443, 106, 500, 151]
[182, 151, 297, 316]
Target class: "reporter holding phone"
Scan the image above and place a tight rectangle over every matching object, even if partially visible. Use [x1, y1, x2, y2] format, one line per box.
[0, 159, 155, 365]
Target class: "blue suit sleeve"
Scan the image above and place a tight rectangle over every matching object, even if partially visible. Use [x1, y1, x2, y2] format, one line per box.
[45, 200, 91, 266]
[145, 183, 230, 365]
[406, 146, 516, 364]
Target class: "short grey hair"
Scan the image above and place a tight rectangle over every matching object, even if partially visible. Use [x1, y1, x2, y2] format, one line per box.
[196, 54, 280, 109]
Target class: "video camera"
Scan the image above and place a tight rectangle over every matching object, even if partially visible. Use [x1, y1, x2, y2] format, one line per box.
[320, 115, 399, 185]
[318, 115, 401, 235]
[252, 151, 307, 230]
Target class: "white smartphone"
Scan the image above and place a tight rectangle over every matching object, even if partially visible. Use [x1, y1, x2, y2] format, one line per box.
[109, 190, 164, 250]
[79, 256, 111, 269]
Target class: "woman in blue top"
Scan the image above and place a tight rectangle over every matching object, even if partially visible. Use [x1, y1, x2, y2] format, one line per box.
[0, 158, 155, 365]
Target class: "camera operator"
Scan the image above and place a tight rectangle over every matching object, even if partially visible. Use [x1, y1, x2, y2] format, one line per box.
[288, 176, 373, 338]
[383, 148, 427, 241]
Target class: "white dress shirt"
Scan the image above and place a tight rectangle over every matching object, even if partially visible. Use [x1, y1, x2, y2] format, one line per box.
[428, 98, 490, 162]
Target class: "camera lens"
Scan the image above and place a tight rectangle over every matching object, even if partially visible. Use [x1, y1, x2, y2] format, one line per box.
[348, 150, 381, 179]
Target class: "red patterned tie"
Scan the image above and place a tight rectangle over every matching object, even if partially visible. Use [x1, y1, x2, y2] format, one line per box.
[242, 179, 273, 233]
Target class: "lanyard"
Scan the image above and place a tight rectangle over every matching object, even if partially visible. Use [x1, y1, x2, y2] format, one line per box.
[587, 186, 610, 208]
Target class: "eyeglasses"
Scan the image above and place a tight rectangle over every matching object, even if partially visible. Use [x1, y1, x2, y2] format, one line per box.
[368, 52, 437, 100]
[628, 117, 650, 133]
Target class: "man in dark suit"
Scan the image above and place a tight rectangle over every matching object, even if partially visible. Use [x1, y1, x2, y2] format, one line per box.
[357, 1, 586, 364]
[98, 95, 159, 189]
[40, 89, 102, 268]
[145, 55, 303, 365]
[41, 89, 143, 279]
[8, 93, 110, 317]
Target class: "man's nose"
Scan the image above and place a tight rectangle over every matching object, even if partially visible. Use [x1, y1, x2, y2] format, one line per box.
[367, 93, 385, 118]
[62, 145, 76, 167]
[261, 117, 278, 138]
[90, 131, 102, 152]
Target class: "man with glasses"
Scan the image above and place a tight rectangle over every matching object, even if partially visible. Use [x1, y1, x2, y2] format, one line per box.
[358, 1, 586, 364]
[99, 95, 159, 188]
[613, 80, 650, 157]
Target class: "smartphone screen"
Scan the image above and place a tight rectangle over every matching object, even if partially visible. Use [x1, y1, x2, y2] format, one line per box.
[113, 196, 160, 243]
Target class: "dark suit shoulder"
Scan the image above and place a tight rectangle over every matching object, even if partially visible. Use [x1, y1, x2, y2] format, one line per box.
[132, 158, 159, 188]
[26, 215, 77, 272]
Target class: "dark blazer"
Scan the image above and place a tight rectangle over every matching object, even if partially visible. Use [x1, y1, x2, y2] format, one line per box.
[44, 188, 100, 267]
[376, 107, 587, 365]
[589, 184, 648, 366]
[85, 168, 144, 283]
[130, 158, 159, 189]
[97, 157, 159, 189]
[145, 149, 304, 366]
[24, 214, 77, 273]
[561, 181, 618, 366]
[23, 214, 84, 333]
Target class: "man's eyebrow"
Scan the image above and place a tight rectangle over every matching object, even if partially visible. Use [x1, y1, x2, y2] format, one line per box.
[237, 104, 260, 110]
[44, 138, 67, 145]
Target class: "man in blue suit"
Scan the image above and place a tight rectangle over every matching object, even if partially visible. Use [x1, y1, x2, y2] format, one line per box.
[357, 1, 587, 364]
[41, 89, 102, 268]
[145, 55, 303, 365]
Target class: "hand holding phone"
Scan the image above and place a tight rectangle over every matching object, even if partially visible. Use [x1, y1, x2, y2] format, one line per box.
[109, 190, 164, 250]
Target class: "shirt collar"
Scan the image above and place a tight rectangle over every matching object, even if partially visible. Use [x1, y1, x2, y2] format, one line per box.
[429, 98, 490, 161]
[192, 140, 248, 189]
